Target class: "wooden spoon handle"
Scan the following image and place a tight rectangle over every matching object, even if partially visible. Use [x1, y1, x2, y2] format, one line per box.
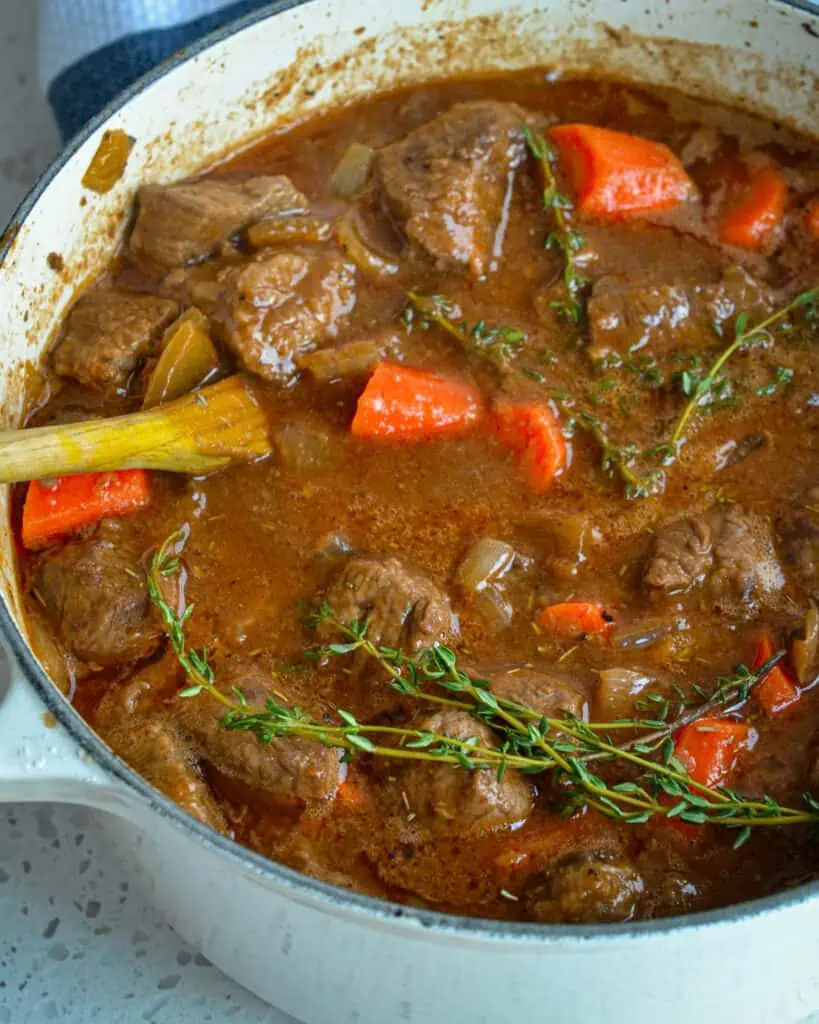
[0, 375, 271, 483]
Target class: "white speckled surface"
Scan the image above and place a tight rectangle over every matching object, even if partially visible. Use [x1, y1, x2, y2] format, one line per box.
[0, 800, 297, 1022]
[0, 2, 294, 1019]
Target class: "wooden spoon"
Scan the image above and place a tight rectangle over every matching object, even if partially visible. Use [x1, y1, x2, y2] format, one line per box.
[0, 374, 271, 483]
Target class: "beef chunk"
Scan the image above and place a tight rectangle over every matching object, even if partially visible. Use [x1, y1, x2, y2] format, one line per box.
[644, 505, 783, 611]
[130, 175, 309, 268]
[783, 515, 819, 597]
[401, 711, 532, 830]
[480, 664, 586, 720]
[52, 289, 178, 392]
[174, 671, 342, 803]
[35, 526, 158, 666]
[106, 717, 227, 831]
[588, 265, 771, 362]
[321, 555, 458, 654]
[217, 250, 356, 381]
[524, 851, 645, 923]
[375, 100, 528, 277]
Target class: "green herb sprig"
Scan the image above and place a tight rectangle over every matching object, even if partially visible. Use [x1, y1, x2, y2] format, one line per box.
[406, 292, 525, 368]
[521, 123, 587, 324]
[667, 287, 819, 455]
[147, 536, 819, 846]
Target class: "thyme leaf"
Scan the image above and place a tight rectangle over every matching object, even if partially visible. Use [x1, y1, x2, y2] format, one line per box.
[521, 123, 587, 323]
[406, 292, 525, 367]
[667, 286, 819, 454]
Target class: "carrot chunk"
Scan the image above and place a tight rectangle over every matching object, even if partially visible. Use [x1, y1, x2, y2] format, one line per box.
[351, 364, 482, 440]
[751, 629, 801, 716]
[550, 123, 693, 220]
[718, 163, 787, 251]
[22, 470, 151, 550]
[492, 400, 566, 492]
[805, 197, 819, 240]
[537, 601, 614, 640]
[674, 718, 752, 788]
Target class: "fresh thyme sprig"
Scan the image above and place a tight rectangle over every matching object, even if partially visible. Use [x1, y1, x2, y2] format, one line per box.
[405, 291, 526, 367]
[146, 536, 819, 845]
[521, 123, 587, 324]
[665, 286, 819, 457]
[548, 396, 662, 500]
[308, 607, 819, 843]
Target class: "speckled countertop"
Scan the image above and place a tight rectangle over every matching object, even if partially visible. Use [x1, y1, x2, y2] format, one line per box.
[0, 3, 293, 1020]
[0, 801, 294, 1022]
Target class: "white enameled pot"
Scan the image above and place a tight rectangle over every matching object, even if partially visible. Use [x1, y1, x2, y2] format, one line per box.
[1, 2, 818, 1021]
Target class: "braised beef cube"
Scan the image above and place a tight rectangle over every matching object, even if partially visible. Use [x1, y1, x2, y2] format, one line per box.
[130, 175, 309, 268]
[34, 526, 158, 667]
[162, 262, 229, 316]
[52, 290, 179, 392]
[321, 555, 458, 655]
[524, 851, 645, 923]
[401, 711, 532, 830]
[783, 515, 819, 596]
[217, 250, 356, 382]
[587, 265, 771, 362]
[174, 671, 342, 803]
[375, 100, 528, 277]
[103, 716, 228, 832]
[481, 664, 587, 720]
[644, 505, 783, 613]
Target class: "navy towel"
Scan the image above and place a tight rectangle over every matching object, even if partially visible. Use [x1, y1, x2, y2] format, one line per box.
[39, 0, 273, 141]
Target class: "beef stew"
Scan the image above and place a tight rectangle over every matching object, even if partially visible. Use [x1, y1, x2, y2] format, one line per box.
[16, 70, 819, 924]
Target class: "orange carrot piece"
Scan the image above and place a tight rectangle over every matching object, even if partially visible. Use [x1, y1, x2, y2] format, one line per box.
[22, 470, 151, 550]
[805, 197, 819, 240]
[351, 364, 482, 440]
[718, 164, 787, 251]
[336, 779, 370, 810]
[674, 718, 752, 789]
[537, 601, 614, 640]
[550, 123, 692, 220]
[751, 629, 801, 716]
[492, 400, 567, 492]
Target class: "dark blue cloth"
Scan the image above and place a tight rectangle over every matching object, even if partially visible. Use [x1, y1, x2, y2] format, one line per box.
[48, 0, 271, 141]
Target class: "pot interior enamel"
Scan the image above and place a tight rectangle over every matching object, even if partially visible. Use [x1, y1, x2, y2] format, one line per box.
[1, 2, 819, 1018]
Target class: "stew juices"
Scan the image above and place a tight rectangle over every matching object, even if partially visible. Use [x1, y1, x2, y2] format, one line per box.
[18, 70, 819, 924]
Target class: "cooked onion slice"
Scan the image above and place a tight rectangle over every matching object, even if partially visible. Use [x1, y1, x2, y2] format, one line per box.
[791, 603, 819, 685]
[456, 537, 517, 594]
[474, 585, 514, 632]
[596, 668, 654, 721]
[337, 211, 400, 278]
[330, 143, 375, 198]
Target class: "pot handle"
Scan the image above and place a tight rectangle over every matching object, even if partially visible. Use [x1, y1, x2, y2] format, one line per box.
[0, 646, 120, 806]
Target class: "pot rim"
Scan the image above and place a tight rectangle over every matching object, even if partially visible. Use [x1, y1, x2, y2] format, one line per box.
[3, 0, 819, 946]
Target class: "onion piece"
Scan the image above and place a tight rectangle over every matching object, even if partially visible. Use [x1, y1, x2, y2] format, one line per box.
[247, 215, 333, 248]
[474, 585, 514, 633]
[336, 211, 400, 278]
[330, 143, 375, 198]
[596, 668, 654, 721]
[791, 602, 819, 685]
[143, 308, 221, 409]
[456, 537, 517, 594]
